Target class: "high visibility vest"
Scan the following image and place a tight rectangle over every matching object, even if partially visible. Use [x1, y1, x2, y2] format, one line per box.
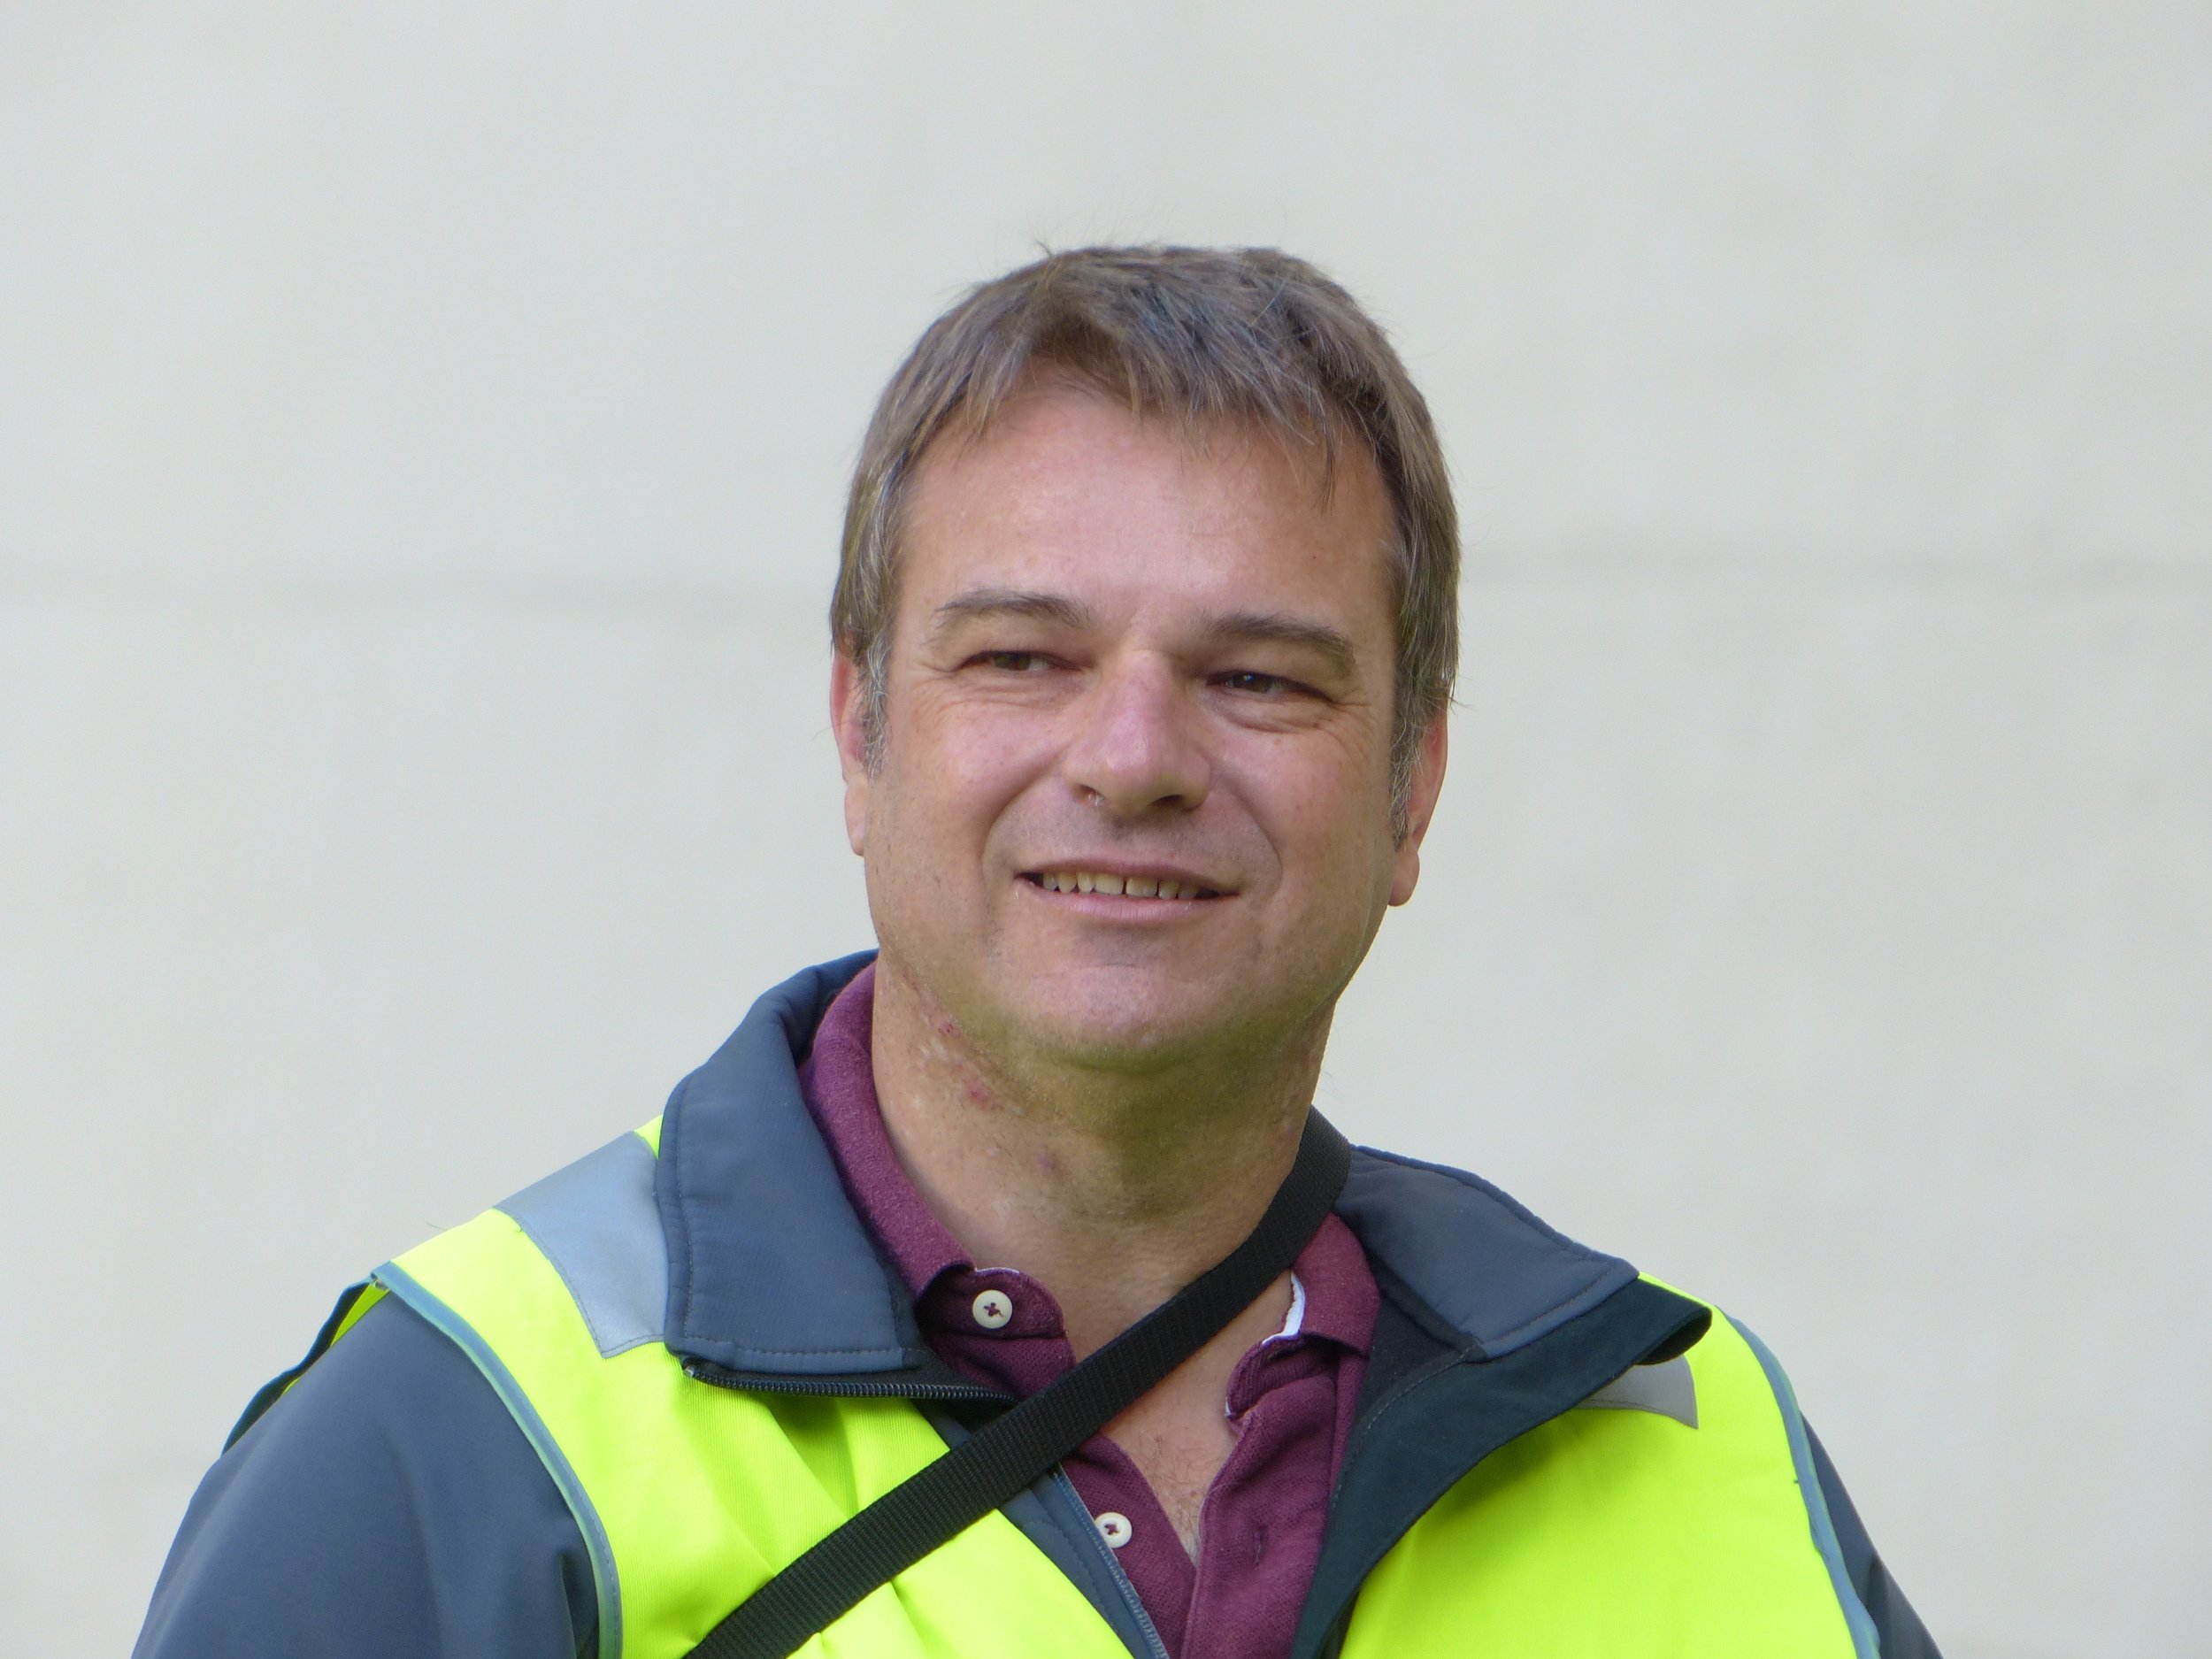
[296, 1119, 1875, 1659]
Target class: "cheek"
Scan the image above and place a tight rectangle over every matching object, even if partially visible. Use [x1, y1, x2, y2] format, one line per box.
[1234, 739, 1396, 883]
[878, 699, 1052, 850]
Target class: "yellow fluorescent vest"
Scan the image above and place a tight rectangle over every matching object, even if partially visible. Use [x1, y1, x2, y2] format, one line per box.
[305, 1120, 1877, 1659]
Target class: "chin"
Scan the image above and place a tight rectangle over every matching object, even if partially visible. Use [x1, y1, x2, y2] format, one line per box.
[1006, 987, 1227, 1074]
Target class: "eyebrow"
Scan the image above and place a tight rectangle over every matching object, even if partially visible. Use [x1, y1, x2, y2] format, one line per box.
[929, 588, 1096, 638]
[930, 588, 1360, 678]
[1210, 611, 1359, 678]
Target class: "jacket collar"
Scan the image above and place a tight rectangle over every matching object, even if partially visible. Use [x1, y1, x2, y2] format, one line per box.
[657, 956, 1644, 1379]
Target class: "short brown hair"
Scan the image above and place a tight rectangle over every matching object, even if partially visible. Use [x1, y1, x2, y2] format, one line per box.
[831, 244, 1458, 827]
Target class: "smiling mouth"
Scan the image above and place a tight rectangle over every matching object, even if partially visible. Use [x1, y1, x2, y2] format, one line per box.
[1020, 870, 1227, 901]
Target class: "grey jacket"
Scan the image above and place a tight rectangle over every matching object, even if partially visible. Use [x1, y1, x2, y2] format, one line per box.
[136, 954, 1939, 1659]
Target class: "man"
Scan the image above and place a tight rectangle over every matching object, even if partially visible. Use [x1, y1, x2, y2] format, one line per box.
[137, 245, 1938, 1658]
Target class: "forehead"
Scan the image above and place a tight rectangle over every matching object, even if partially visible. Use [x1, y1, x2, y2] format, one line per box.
[896, 387, 1395, 626]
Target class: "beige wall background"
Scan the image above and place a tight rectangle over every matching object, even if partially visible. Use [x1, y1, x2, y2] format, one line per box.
[4, 5, 2207, 1655]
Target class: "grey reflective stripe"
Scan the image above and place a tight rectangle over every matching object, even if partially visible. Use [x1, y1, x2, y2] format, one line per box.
[1731, 1317, 1881, 1659]
[1577, 1353, 1698, 1428]
[375, 1258, 626, 1659]
[498, 1130, 668, 1358]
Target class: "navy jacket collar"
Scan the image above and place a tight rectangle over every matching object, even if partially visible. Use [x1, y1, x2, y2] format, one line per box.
[655, 956, 1640, 1378]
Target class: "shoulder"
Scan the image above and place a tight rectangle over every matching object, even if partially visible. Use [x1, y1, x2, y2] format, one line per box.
[136, 1295, 596, 1659]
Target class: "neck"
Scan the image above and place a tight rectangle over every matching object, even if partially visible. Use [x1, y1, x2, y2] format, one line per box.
[866, 954, 1325, 1357]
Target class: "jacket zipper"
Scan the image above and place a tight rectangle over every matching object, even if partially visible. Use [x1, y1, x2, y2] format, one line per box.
[682, 1356, 1008, 1403]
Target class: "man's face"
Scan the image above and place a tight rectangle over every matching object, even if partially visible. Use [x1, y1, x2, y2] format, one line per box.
[833, 384, 1445, 1076]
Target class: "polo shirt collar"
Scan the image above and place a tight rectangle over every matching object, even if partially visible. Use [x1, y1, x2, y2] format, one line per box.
[655, 955, 1638, 1379]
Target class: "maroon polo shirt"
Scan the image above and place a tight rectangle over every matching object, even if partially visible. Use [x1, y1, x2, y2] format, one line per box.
[797, 965, 1379, 1659]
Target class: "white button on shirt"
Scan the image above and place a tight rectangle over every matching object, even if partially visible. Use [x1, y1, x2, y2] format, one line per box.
[971, 1288, 1014, 1329]
[1094, 1510, 1133, 1549]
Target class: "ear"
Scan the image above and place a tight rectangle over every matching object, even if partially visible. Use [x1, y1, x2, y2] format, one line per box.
[829, 651, 872, 857]
[1388, 714, 1448, 908]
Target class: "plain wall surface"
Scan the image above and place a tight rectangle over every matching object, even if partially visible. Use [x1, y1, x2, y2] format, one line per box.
[4, 6, 2207, 1655]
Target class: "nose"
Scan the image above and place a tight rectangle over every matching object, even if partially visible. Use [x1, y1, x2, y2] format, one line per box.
[1061, 655, 1211, 818]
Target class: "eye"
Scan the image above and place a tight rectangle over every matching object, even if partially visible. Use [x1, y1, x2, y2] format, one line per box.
[970, 650, 1056, 673]
[1216, 670, 1305, 696]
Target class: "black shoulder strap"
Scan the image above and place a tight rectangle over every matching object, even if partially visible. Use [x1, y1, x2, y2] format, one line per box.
[688, 1112, 1354, 1659]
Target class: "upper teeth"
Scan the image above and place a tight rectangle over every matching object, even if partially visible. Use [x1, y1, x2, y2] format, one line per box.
[1036, 872, 1199, 900]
